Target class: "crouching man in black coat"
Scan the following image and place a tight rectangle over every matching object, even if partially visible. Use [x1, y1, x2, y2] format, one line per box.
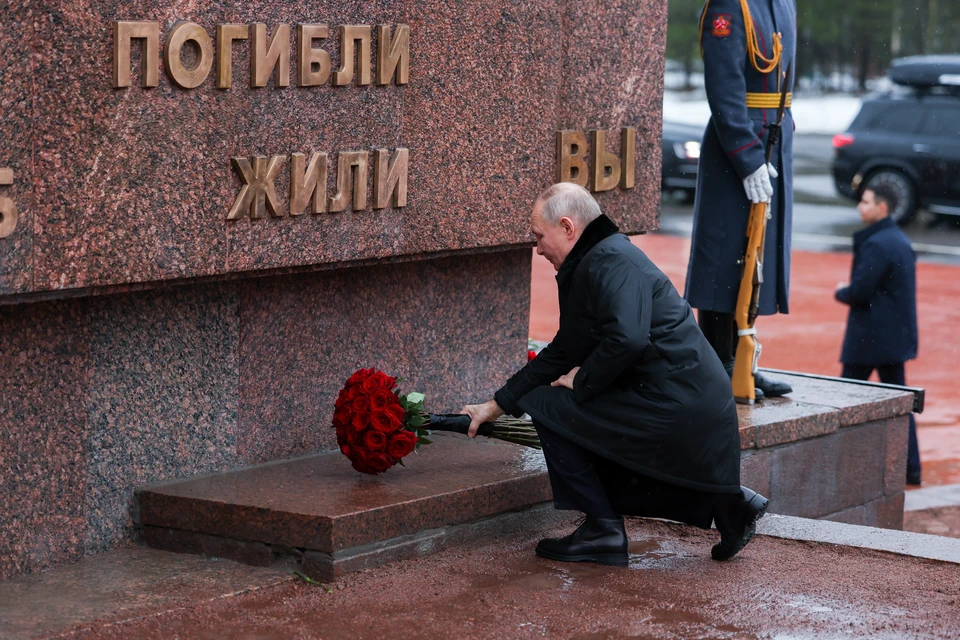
[461, 183, 768, 565]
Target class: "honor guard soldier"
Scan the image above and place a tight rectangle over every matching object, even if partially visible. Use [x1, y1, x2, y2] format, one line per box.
[684, 0, 797, 398]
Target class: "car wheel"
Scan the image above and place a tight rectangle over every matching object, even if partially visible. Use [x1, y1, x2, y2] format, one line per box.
[863, 169, 918, 226]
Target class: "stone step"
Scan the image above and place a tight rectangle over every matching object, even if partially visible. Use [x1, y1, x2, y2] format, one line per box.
[136, 433, 554, 582]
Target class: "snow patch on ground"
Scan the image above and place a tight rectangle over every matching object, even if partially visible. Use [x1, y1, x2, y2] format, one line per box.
[663, 90, 863, 135]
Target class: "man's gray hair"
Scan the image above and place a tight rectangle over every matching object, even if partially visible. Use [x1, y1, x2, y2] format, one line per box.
[537, 182, 602, 227]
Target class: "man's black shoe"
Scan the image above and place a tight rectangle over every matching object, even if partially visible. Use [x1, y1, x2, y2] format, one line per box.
[711, 487, 769, 561]
[536, 516, 628, 566]
[754, 371, 792, 398]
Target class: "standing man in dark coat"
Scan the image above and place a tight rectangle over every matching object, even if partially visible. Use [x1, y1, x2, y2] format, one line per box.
[836, 183, 921, 484]
[684, 0, 797, 398]
[461, 183, 768, 566]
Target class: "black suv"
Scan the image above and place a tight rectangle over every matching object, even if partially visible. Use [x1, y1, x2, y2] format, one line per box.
[832, 56, 960, 224]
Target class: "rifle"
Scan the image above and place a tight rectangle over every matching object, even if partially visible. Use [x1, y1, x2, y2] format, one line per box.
[732, 64, 791, 405]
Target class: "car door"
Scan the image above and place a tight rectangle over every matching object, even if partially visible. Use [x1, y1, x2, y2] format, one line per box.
[914, 102, 960, 213]
[855, 101, 924, 175]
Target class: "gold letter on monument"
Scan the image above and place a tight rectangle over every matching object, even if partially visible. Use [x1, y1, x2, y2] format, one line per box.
[329, 151, 369, 212]
[590, 130, 621, 192]
[228, 156, 287, 219]
[373, 148, 408, 209]
[251, 24, 291, 88]
[290, 152, 329, 215]
[216, 24, 249, 89]
[334, 26, 372, 86]
[376, 25, 410, 86]
[164, 22, 214, 89]
[113, 21, 160, 88]
[620, 127, 636, 190]
[0, 168, 17, 239]
[298, 25, 331, 87]
[555, 131, 589, 188]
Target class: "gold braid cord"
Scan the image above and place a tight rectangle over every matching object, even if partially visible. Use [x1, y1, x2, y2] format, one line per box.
[699, 0, 783, 75]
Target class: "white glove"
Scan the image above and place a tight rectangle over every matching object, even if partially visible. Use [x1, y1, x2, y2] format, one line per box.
[743, 163, 778, 204]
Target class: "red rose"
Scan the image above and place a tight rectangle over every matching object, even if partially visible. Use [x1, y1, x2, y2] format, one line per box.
[387, 430, 417, 460]
[346, 368, 375, 388]
[333, 404, 354, 427]
[353, 395, 371, 412]
[351, 410, 370, 432]
[387, 404, 406, 425]
[346, 426, 363, 445]
[366, 453, 394, 474]
[350, 447, 372, 473]
[363, 430, 387, 452]
[370, 389, 397, 410]
[370, 410, 402, 434]
[346, 387, 361, 402]
[340, 444, 351, 457]
[362, 371, 396, 393]
[528, 350, 537, 361]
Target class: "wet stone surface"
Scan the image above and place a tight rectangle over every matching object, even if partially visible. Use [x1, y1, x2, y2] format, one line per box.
[61, 519, 960, 640]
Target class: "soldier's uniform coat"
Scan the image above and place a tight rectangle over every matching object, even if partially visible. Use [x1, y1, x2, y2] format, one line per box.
[684, 0, 797, 316]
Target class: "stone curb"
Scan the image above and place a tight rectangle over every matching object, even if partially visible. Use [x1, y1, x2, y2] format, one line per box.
[757, 513, 960, 564]
[904, 483, 960, 511]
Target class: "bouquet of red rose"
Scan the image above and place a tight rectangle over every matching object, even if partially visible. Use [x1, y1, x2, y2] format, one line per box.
[333, 367, 539, 475]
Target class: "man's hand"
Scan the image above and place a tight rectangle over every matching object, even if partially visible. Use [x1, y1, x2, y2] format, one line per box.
[459, 399, 505, 438]
[551, 366, 581, 391]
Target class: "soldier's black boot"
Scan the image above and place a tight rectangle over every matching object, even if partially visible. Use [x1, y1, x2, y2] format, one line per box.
[711, 487, 769, 561]
[753, 370, 792, 398]
[536, 516, 628, 566]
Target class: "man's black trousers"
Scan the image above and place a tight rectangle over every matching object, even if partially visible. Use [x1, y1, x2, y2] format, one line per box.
[534, 422, 717, 529]
[841, 363, 921, 479]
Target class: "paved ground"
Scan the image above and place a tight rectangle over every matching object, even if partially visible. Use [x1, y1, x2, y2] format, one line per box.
[905, 506, 960, 539]
[50, 519, 960, 640]
[903, 483, 960, 539]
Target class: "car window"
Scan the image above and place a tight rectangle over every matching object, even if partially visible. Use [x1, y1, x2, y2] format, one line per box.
[919, 106, 960, 138]
[861, 103, 924, 134]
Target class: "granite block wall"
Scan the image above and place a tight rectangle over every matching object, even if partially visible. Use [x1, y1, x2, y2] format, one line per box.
[0, 249, 530, 580]
[748, 416, 910, 530]
[0, 0, 667, 299]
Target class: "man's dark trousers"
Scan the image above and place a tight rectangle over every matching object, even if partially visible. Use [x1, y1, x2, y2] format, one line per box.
[533, 422, 719, 527]
[534, 423, 618, 520]
[841, 363, 921, 480]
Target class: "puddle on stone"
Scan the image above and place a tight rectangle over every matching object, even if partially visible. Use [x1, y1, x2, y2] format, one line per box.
[628, 538, 679, 568]
[470, 559, 572, 593]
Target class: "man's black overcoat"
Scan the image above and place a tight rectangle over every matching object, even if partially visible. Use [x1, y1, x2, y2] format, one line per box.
[495, 215, 741, 495]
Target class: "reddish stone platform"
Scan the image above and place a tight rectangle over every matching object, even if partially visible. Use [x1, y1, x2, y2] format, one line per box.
[137, 433, 557, 581]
